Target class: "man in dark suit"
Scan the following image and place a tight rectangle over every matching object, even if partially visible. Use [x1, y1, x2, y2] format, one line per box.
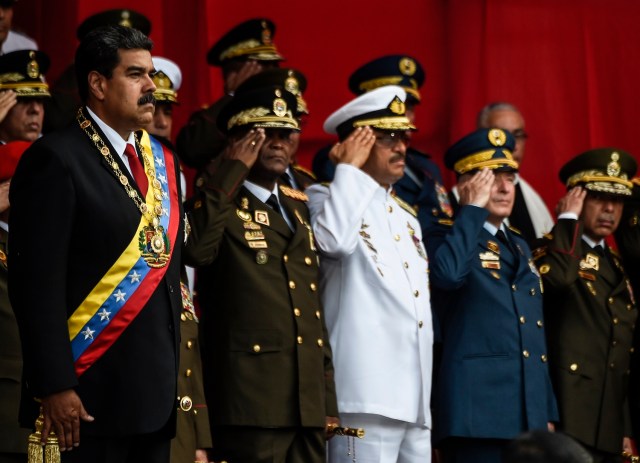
[533, 149, 638, 462]
[8, 25, 184, 462]
[428, 128, 558, 463]
[183, 85, 338, 463]
[176, 18, 283, 170]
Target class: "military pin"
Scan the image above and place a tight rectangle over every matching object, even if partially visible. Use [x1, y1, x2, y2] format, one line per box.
[241, 197, 249, 210]
[294, 209, 305, 225]
[586, 281, 597, 296]
[255, 210, 270, 226]
[487, 241, 500, 254]
[491, 271, 501, 279]
[237, 209, 252, 222]
[256, 250, 268, 264]
[580, 253, 599, 271]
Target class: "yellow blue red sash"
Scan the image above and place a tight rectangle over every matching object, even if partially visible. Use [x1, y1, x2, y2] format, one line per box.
[68, 132, 180, 376]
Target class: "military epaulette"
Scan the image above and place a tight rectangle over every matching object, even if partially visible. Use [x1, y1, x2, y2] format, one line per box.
[507, 225, 522, 235]
[279, 184, 308, 201]
[438, 218, 454, 226]
[391, 194, 417, 217]
[531, 246, 547, 261]
[292, 164, 317, 180]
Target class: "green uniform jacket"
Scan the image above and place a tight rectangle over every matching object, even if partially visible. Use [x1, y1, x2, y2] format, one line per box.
[0, 227, 30, 454]
[183, 158, 338, 428]
[534, 218, 636, 453]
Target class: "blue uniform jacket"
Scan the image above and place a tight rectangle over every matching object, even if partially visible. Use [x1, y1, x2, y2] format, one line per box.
[427, 205, 558, 442]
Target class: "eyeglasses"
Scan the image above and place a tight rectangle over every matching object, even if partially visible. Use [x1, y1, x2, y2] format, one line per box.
[374, 132, 411, 148]
[511, 129, 528, 141]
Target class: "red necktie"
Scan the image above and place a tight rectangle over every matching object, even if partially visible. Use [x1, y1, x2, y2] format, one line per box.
[123, 143, 148, 197]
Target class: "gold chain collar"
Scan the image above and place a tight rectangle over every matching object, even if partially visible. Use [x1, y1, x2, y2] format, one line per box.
[76, 107, 164, 228]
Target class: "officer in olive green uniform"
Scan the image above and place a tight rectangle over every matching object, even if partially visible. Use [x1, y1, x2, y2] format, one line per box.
[183, 85, 338, 463]
[0, 141, 32, 463]
[176, 18, 283, 169]
[533, 148, 638, 462]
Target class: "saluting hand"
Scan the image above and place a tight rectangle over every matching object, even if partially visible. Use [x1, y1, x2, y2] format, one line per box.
[329, 126, 376, 169]
[223, 128, 266, 169]
[555, 186, 586, 216]
[457, 167, 494, 208]
[41, 389, 94, 451]
[0, 90, 17, 124]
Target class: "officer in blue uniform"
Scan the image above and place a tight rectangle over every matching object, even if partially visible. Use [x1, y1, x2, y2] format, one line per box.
[311, 55, 452, 237]
[427, 128, 558, 463]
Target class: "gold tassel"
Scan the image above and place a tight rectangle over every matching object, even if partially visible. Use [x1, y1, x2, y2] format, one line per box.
[27, 408, 61, 463]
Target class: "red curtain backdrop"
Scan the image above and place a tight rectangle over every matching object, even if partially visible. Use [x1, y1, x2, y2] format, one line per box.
[13, 0, 640, 210]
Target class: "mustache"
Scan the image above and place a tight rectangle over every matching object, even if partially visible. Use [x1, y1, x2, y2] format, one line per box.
[390, 153, 406, 163]
[138, 93, 156, 106]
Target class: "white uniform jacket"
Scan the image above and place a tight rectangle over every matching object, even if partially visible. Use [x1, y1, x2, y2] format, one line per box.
[306, 164, 433, 426]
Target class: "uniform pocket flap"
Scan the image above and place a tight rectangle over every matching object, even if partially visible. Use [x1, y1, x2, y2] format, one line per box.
[229, 329, 283, 354]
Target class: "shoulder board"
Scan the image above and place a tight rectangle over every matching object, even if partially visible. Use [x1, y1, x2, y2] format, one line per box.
[292, 164, 317, 180]
[507, 225, 522, 235]
[438, 219, 454, 226]
[279, 184, 308, 201]
[391, 194, 417, 217]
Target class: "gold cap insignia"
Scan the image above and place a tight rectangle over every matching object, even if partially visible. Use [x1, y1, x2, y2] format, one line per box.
[153, 72, 171, 91]
[27, 51, 39, 79]
[120, 10, 132, 28]
[273, 98, 287, 117]
[285, 75, 299, 95]
[389, 96, 405, 115]
[488, 128, 506, 146]
[607, 152, 621, 177]
[399, 57, 416, 76]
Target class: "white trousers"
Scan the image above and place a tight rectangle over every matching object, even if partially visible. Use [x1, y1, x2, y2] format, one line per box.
[328, 413, 431, 463]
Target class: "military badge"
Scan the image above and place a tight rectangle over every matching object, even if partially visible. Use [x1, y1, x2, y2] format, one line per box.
[248, 240, 268, 249]
[27, 50, 39, 79]
[180, 395, 193, 412]
[479, 252, 499, 261]
[491, 270, 501, 279]
[579, 253, 599, 271]
[586, 281, 597, 296]
[578, 271, 596, 281]
[487, 241, 500, 254]
[138, 225, 170, 268]
[255, 210, 270, 226]
[256, 250, 268, 265]
[243, 222, 262, 230]
[407, 222, 427, 261]
[435, 182, 453, 217]
[180, 282, 198, 321]
[241, 197, 249, 209]
[539, 264, 550, 274]
[488, 128, 506, 146]
[389, 96, 405, 115]
[245, 230, 265, 241]
[183, 213, 191, 243]
[273, 97, 287, 117]
[399, 57, 417, 76]
[482, 261, 500, 270]
[237, 209, 252, 222]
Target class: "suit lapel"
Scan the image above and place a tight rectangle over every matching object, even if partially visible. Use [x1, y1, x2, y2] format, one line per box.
[280, 194, 311, 251]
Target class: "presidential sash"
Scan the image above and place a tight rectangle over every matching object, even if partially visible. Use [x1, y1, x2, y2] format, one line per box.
[68, 132, 180, 376]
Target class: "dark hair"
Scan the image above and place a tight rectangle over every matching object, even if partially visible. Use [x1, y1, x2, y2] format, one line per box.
[75, 25, 153, 102]
[502, 430, 593, 463]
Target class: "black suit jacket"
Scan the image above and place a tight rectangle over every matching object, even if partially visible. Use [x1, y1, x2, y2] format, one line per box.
[8, 110, 184, 436]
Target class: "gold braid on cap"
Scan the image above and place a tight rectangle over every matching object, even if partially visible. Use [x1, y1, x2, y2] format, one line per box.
[359, 77, 420, 100]
[566, 171, 633, 196]
[353, 116, 416, 131]
[453, 149, 518, 174]
[219, 40, 281, 61]
[226, 106, 299, 130]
